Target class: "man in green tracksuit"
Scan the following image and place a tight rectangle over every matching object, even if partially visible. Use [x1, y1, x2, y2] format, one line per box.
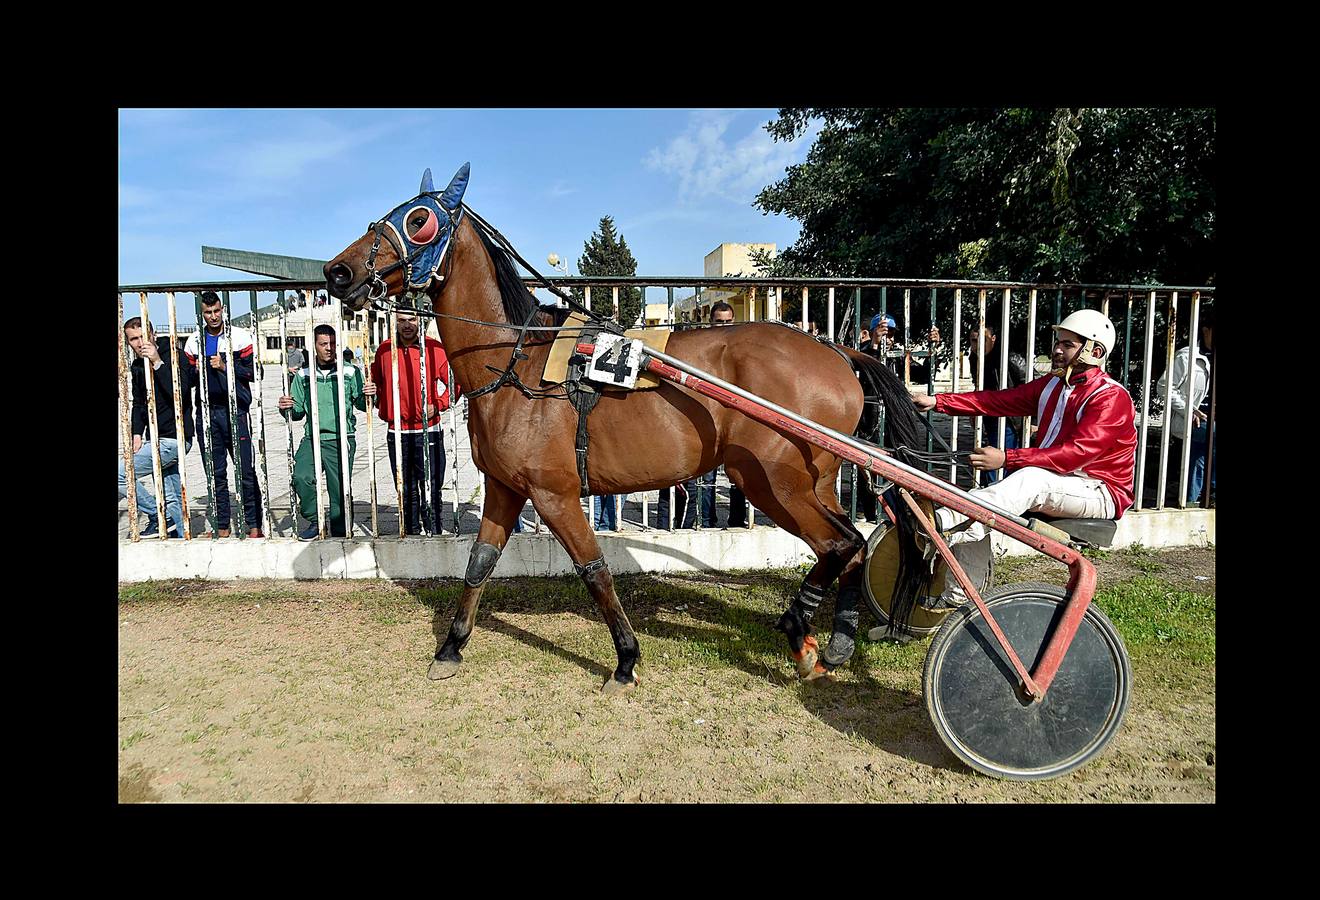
[278, 324, 367, 539]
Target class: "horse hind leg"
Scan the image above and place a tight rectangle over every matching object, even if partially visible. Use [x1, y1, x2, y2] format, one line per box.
[815, 476, 871, 674]
[428, 476, 526, 681]
[529, 488, 640, 695]
[726, 452, 865, 679]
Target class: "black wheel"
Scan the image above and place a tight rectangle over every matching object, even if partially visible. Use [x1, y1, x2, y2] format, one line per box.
[923, 582, 1132, 781]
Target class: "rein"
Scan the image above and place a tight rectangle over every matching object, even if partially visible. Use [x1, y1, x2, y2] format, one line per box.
[358, 202, 630, 402]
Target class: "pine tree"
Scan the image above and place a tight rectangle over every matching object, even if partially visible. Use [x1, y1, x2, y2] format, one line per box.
[573, 216, 643, 325]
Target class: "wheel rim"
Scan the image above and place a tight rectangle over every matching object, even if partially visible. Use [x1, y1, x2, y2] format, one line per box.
[924, 585, 1132, 780]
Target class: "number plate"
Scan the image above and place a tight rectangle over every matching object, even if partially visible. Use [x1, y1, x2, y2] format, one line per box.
[587, 334, 644, 389]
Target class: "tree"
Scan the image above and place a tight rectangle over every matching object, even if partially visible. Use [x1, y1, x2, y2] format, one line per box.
[573, 215, 643, 325]
[753, 108, 1215, 286]
[752, 108, 1215, 382]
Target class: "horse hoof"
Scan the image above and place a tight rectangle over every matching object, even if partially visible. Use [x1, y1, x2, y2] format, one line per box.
[601, 673, 639, 696]
[791, 635, 820, 678]
[801, 662, 836, 682]
[428, 658, 461, 680]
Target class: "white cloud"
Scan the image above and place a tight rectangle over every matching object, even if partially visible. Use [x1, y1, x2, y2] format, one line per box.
[547, 180, 577, 199]
[618, 206, 717, 232]
[645, 110, 819, 205]
[200, 115, 423, 187]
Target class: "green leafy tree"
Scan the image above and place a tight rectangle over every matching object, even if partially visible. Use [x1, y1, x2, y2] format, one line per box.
[752, 108, 1214, 387]
[573, 215, 642, 325]
[753, 108, 1214, 285]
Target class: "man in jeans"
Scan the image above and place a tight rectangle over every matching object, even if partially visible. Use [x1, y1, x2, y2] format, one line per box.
[1155, 307, 1214, 503]
[120, 317, 195, 537]
[370, 304, 461, 535]
[184, 291, 263, 538]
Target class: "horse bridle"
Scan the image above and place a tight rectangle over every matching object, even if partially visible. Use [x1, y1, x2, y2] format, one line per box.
[357, 201, 462, 304]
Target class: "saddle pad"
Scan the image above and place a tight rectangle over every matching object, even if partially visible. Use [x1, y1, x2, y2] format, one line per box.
[541, 311, 672, 391]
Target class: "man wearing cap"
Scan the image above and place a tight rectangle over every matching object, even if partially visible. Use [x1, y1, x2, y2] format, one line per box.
[862, 314, 898, 371]
[912, 309, 1136, 583]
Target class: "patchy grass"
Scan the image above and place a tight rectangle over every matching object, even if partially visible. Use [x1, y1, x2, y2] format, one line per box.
[119, 550, 1215, 803]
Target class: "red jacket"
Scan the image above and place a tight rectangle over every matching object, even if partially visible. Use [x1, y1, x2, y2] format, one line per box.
[370, 339, 462, 432]
[935, 367, 1137, 517]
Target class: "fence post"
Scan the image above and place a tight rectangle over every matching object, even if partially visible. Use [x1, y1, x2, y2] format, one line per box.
[119, 294, 140, 541]
[1135, 291, 1157, 510]
[221, 291, 247, 537]
[138, 292, 168, 536]
[167, 292, 192, 539]
[305, 293, 327, 538]
[193, 292, 218, 537]
[250, 290, 274, 538]
[278, 292, 297, 535]
[365, 307, 379, 537]
[1155, 292, 1179, 510]
[1024, 289, 1037, 451]
[334, 297, 354, 538]
[390, 306, 406, 539]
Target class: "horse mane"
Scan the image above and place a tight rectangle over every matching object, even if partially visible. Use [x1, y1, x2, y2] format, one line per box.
[472, 223, 560, 328]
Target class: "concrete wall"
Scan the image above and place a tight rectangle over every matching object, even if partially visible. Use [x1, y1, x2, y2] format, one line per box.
[118, 508, 1214, 582]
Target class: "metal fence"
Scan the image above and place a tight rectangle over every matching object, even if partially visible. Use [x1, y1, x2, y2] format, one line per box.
[117, 277, 1215, 542]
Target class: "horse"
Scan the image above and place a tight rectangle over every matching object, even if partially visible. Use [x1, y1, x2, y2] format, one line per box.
[324, 163, 928, 694]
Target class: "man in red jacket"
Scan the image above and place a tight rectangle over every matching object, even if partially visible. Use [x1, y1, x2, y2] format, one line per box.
[913, 309, 1136, 564]
[369, 303, 462, 535]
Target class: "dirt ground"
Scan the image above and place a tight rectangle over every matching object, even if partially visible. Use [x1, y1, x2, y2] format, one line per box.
[118, 547, 1215, 803]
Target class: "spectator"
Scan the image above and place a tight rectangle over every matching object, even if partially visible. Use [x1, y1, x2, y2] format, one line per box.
[862, 314, 898, 373]
[371, 302, 461, 535]
[966, 321, 1030, 485]
[1155, 306, 1214, 503]
[694, 301, 748, 528]
[654, 480, 694, 530]
[184, 291, 263, 539]
[913, 309, 1136, 608]
[592, 493, 617, 531]
[120, 317, 195, 538]
[343, 348, 354, 366]
[279, 324, 368, 540]
[855, 313, 898, 523]
[286, 342, 305, 379]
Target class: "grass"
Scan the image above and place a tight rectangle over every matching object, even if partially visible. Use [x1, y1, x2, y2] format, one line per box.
[119, 549, 1214, 802]
[1095, 577, 1215, 664]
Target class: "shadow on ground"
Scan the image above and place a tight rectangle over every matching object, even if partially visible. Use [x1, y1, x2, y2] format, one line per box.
[400, 570, 960, 772]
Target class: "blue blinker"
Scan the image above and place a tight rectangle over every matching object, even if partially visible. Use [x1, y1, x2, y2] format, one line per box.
[378, 162, 471, 290]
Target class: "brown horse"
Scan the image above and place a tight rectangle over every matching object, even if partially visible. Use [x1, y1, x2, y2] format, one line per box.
[325, 166, 925, 693]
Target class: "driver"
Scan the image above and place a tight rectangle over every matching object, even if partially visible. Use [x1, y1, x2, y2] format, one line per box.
[912, 309, 1137, 597]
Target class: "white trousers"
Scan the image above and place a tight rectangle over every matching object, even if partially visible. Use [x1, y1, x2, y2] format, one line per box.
[935, 466, 1115, 547]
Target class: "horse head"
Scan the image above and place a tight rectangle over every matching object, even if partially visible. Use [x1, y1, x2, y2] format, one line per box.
[325, 162, 471, 312]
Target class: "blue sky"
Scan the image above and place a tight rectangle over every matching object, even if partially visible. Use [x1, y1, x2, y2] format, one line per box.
[119, 108, 822, 324]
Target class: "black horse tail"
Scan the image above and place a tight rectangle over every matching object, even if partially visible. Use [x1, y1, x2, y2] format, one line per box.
[839, 347, 936, 637]
[841, 347, 926, 452]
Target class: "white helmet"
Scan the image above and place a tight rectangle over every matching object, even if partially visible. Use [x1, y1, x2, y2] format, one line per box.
[1053, 309, 1116, 366]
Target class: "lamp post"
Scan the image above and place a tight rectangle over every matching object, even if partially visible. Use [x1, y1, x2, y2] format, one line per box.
[547, 253, 569, 307]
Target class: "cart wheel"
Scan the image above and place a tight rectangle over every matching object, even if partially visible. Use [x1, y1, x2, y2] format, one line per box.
[861, 511, 989, 639]
[923, 582, 1131, 781]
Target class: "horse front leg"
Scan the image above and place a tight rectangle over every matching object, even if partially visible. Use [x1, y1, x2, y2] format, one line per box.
[428, 476, 526, 681]
[530, 489, 640, 696]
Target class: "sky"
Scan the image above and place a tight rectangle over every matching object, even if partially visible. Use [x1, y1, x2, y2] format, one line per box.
[118, 108, 822, 325]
